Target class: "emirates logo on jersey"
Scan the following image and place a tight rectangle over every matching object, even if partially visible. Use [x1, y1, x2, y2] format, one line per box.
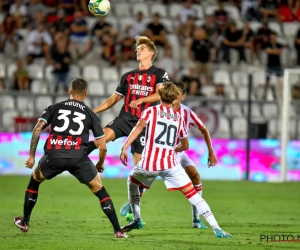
[130, 84, 153, 96]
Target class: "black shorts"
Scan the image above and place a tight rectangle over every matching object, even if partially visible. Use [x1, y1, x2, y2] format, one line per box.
[38, 154, 97, 184]
[105, 116, 145, 154]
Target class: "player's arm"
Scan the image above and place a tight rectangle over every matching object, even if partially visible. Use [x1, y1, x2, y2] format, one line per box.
[130, 69, 169, 108]
[93, 93, 122, 114]
[25, 120, 46, 169]
[190, 110, 217, 166]
[91, 114, 107, 172]
[94, 136, 107, 172]
[175, 137, 189, 152]
[94, 74, 126, 113]
[130, 84, 162, 108]
[175, 118, 189, 152]
[120, 120, 146, 166]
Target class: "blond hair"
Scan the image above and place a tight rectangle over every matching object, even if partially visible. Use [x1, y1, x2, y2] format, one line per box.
[136, 36, 158, 61]
[158, 82, 181, 104]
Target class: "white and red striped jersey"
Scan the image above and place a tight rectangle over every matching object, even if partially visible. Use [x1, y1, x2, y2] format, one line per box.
[174, 104, 205, 146]
[139, 104, 188, 171]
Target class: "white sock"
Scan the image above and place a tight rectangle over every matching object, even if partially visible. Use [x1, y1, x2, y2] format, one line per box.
[128, 178, 141, 221]
[192, 183, 202, 221]
[184, 189, 220, 229]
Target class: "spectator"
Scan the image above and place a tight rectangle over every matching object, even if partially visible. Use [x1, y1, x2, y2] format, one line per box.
[13, 59, 30, 90]
[295, 28, 300, 65]
[189, 27, 213, 85]
[28, 10, 46, 30]
[50, 9, 71, 36]
[9, 0, 27, 28]
[126, 12, 146, 39]
[146, 13, 169, 48]
[158, 47, 180, 81]
[61, 0, 76, 16]
[120, 37, 135, 63]
[102, 33, 119, 67]
[177, 15, 196, 42]
[51, 38, 71, 93]
[27, 23, 53, 64]
[177, 0, 196, 25]
[214, 2, 229, 32]
[264, 32, 282, 98]
[43, 0, 60, 13]
[259, 0, 281, 23]
[241, 0, 259, 20]
[189, 78, 205, 96]
[1, 0, 14, 13]
[222, 22, 246, 64]
[27, 0, 47, 18]
[0, 78, 5, 91]
[254, 22, 272, 62]
[242, 21, 254, 63]
[202, 15, 222, 62]
[0, 15, 19, 58]
[92, 16, 116, 44]
[70, 10, 92, 59]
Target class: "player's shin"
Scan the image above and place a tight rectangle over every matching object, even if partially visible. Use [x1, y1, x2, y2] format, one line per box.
[23, 175, 41, 224]
[128, 185, 145, 214]
[94, 187, 122, 232]
[183, 188, 220, 230]
[192, 183, 203, 221]
[128, 179, 141, 220]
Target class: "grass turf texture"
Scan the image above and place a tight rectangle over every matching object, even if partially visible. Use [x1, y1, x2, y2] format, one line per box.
[1, 176, 300, 250]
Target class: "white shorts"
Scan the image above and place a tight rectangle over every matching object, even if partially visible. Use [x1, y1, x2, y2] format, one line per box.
[176, 151, 195, 168]
[129, 164, 192, 191]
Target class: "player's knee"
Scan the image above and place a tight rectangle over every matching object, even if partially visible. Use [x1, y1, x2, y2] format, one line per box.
[90, 182, 103, 193]
[191, 172, 201, 184]
[32, 167, 45, 182]
[127, 177, 138, 187]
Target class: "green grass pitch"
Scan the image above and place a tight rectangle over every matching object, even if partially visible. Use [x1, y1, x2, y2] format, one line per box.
[0, 176, 300, 250]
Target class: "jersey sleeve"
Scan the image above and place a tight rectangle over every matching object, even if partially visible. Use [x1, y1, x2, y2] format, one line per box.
[156, 69, 170, 86]
[179, 118, 188, 139]
[139, 108, 152, 124]
[189, 109, 204, 129]
[91, 114, 105, 140]
[38, 105, 53, 125]
[115, 74, 126, 97]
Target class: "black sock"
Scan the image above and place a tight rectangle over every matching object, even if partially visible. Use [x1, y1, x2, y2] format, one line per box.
[129, 185, 144, 214]
[23, 175, 41, 224]
[94, 187, 121, 232]
[87, 141, 97, 155]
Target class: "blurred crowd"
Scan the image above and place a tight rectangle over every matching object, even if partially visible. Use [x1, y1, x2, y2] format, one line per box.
[0, 0, 300, 99]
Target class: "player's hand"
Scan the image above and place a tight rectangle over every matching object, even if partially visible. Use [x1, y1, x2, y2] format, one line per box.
[208, 153, 217, 168]
[25, 155, 35, 169]
[129, 99, 143, 109]
[120, 149, 128, 166]
[96, 162, 105, 173]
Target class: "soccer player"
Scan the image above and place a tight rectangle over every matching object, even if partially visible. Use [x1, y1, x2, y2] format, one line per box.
[14, 78, 127, 238]
[87, 36, 169, 167]
[119, 82, 232, 238]
[120, 81, 217, 229]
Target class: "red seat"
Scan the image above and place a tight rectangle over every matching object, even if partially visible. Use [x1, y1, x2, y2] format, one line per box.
[279, 6, 294, 22]
[296, 8, 300, 22]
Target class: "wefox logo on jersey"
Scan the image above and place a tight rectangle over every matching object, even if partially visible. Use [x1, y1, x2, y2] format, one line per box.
[49, 138, 79, 146]
[129, 84, 153, 96]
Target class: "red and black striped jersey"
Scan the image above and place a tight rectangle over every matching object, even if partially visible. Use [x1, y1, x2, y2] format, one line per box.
[39, 99, 104, 158]
[115, 65, 169, 121]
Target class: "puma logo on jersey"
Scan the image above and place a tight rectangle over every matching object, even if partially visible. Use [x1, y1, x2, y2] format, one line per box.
[50, 138, 79, 146]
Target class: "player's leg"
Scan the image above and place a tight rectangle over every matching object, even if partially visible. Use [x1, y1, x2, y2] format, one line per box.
[162, 166, 232, 238]
[121, 166, 157, 233]
[178, 152, 207, 229]
[14, 155, 64, 232]
[69, 156, 127, 238]
[86, 117, 126, 155]
[120, 131, 145, 218]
